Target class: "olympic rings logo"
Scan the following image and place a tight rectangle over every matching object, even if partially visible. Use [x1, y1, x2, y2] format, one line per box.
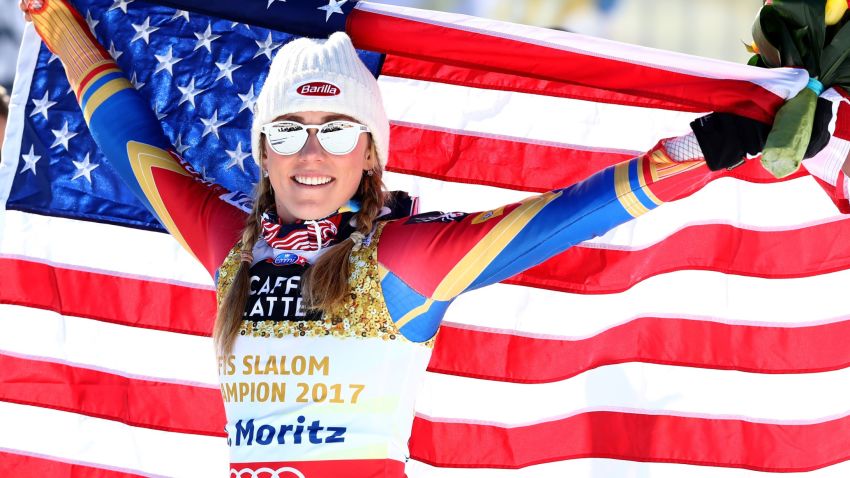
[230, 466, 306, 478]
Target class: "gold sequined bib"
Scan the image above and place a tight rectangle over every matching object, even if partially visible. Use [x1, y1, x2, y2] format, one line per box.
[216, 223, 433, 347]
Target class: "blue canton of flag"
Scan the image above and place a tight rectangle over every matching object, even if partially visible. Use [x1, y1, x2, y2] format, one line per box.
[7, 0, 381, 231]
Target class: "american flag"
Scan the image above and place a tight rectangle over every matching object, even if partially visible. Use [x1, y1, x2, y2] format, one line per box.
[2, 0, 850, 476]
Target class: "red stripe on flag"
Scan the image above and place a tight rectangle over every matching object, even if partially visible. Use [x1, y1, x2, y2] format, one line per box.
[835, 98, 850, 141]
[0, 353, 226, 437]
[409, 411, 850, 472]
[5, 218, 850, 340]
[0, 258, 215, 336]
[509, 219, 850, 294]
[382, 55, 707, 112]
[0, 451, 145, 478]
[430, 318, 850, 383]
[388, 123, 805, 193]
[349, 9, 784, 123]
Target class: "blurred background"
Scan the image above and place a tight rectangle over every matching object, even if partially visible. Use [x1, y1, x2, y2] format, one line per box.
[0, 0, 763, 94]
[1, 0, 27, 93]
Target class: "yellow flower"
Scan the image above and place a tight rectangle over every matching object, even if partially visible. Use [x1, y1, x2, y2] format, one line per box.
[826, 0, 848, 25]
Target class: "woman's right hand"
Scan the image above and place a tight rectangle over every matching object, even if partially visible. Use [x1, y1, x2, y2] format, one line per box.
[19, 0, 32, 22]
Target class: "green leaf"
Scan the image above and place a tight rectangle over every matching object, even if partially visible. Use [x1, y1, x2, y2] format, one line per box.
[773, 0, 826, 75]
[821, 19, 850, 84]
[791, 25, 818, 71]
[830, 59, 850, 87]
[761, 87, 818, 178]
[748, 54, 764, 66]
[760, 5, 806, 67]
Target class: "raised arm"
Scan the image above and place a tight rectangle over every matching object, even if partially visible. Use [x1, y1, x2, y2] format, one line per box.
[25, 0, 248, 276]
[377, 128, 752, 342]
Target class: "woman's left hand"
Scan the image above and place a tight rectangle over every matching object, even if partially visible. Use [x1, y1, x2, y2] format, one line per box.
[690, 97, 833, 172]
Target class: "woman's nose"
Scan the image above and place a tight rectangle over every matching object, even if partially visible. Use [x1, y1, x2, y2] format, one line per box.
[298, 131, 325, 160]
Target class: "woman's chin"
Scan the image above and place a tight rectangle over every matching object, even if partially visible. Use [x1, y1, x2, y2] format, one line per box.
[286, 204, 343, 222]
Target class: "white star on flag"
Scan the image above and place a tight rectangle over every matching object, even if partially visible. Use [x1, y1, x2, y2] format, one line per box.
[130, 17, 159, 44]
[215, 55, 241, 83]
[318, 0, 347, 22]
[19, 145, 41, 176]
[173, 134, 190, 155]
[71, 153, 100, 183]
[194, 23, 221, 53]
[108, 41, 123, 61]
[267, 0, 285, 9]
[30, 91, 56, 120]
[154, 47, 181, 75]
[85, 10, 99, 31]
[170, 9, 190, 23]
[130, 72, 145, 90]
[108, 0, 133, 14]
[50, 121, 78, 150]
[47, 52, 58, 64]
[200, 166, 215, 183]
[254, 33, 278, 60]
[177, 77, 206, 107]
[200, 110, 226, 139]
[237, 84, 258, 114]
[225, 142, 251, 172]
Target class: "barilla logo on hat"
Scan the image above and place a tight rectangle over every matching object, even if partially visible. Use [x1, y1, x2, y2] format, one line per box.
[296, 81, 340, 97]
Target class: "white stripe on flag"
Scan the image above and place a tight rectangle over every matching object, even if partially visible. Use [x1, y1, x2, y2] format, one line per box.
[446, 271, 850, 338]
[0, 304, 219, 387]
[0, 210, 213, 287]
[379, 76, 699, 152]
[0, 26, 39, 211]
[416, 362, 850, 424]
[0, 401, 228, 478]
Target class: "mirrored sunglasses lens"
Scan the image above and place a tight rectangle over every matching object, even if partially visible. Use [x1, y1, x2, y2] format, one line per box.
[318, 122, 360, 155]
[267, 124, 307, 155]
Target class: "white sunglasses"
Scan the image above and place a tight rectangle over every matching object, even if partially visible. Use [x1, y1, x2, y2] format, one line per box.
[261, 120, 370, 156]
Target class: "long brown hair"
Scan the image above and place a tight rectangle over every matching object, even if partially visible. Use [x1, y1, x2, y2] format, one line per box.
[214, 142, 386, 355]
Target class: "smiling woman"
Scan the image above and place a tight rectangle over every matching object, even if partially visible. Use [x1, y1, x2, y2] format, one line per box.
[262, 112, 375, 223]
[19, 0, 820, 476]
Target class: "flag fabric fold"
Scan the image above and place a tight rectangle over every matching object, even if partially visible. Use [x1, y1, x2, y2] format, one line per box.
[1, 0, 850, 476]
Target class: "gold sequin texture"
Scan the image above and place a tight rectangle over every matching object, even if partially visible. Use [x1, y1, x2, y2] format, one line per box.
[216, 243, 243, 308]
[217, 224, 434, 348]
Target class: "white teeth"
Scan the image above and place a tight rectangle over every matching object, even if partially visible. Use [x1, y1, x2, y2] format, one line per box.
[294, 176, 332, 186]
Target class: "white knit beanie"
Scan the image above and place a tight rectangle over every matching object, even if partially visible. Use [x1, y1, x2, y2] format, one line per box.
[251, 32, 389, 168]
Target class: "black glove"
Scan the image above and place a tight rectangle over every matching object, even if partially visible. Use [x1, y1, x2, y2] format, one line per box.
[690, 113, 770, 171]
[690, 97, 833, 171]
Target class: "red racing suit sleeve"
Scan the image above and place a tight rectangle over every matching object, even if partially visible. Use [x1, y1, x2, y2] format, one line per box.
[28, 0, 247, 277]
[377, 143, 726, 342]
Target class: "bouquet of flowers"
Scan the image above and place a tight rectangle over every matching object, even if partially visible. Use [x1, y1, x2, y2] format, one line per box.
[748, 0, 850, 177]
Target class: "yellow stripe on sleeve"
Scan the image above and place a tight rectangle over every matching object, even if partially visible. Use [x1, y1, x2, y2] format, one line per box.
[82, 78, 133, 123]
[614, 162, 650, 217]
[430, 190, 562, 302]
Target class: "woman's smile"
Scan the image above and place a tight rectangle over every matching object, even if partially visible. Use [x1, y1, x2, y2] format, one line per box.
[292, 174, 335, 187]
